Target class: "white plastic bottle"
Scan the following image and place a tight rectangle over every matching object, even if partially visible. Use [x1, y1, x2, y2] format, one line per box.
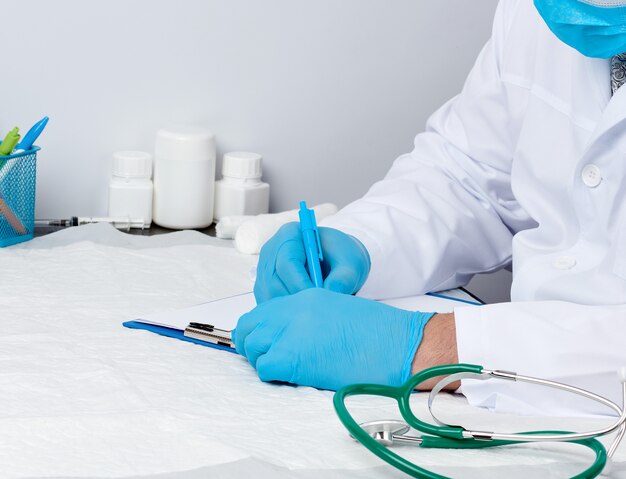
[213, 152, 270, 221]
[153, 126, 216, 229]
[107, 151, 153, 228]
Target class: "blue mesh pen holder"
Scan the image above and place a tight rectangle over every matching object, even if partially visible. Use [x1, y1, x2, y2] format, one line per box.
[0, 147, 39, 247]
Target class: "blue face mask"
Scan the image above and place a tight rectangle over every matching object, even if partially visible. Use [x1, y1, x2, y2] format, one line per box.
[534, 0, 626, 58]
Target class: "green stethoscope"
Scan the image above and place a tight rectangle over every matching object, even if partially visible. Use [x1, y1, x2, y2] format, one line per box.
[334, 364, 626, 478]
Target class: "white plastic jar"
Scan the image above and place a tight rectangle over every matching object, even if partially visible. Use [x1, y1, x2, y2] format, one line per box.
[153, 126, 216, 229]
[213, 152, 270, 221]
[108, 151, 153, 228]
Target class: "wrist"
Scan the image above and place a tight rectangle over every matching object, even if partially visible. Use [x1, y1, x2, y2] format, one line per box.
[400, 311, 435, 386]
[411, 312, 459, 390]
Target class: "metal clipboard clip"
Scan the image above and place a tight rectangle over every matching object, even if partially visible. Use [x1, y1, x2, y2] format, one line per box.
[183, 322, 234, 348]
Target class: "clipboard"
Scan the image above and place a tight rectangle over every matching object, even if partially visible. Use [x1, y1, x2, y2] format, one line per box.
[123, 290, 481, 353]
[123, 292, 257, 353]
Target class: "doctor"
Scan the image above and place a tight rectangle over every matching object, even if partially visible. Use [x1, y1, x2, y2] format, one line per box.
[233, 0, 626, 415]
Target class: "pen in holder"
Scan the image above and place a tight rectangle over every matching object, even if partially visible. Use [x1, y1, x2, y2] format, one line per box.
[0, 147, 39, 247]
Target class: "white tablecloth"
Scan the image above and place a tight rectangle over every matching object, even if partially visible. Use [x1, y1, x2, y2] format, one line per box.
[1, 224, 624, 478]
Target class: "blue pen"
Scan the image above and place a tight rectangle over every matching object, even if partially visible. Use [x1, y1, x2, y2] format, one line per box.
[298, 201, 324, 288]
[15, 116, 49, 152]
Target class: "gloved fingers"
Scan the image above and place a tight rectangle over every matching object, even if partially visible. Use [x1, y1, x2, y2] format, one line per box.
[254, 223, 310, 302]
[275, 241, 315, 295]
[241, 321, 284, 368]
[319, 229, 370, 294]
[233, 309, 262, 356]
[323, 264, 363, 295]
[254, 246, 282, 303]
[256, 349, 295, 384]
[255, 235, 295, 302]
[234, 296, 289, 355]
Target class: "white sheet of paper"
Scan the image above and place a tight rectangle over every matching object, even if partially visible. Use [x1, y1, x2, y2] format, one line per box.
[135, 292, 256, 331]
[136, 293, 256, 331]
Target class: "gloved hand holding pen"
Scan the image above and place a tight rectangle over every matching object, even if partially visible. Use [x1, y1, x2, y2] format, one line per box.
[243, 201, 425, 390]
[233, 288, 436, 390]
[253, 222, 371, 303]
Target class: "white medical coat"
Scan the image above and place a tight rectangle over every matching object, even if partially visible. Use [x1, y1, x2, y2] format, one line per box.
[322, 0, 626, 416]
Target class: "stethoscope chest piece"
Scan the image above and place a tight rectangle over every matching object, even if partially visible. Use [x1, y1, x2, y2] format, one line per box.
[356, 420, 411, 446]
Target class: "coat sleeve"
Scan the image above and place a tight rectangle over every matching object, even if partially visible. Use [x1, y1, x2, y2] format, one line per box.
[321, 0, 531, 300]
[455, 301, 626, 416]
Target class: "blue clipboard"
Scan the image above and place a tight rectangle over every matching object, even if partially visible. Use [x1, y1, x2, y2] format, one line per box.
[123, 320, 237, 353]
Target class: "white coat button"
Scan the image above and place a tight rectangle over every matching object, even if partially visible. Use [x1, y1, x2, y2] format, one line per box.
[553, 256, 577, 270]
[581, 164, 602, 188]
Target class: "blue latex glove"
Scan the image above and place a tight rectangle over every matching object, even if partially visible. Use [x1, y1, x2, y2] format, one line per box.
[254, 223, 371, 303]
[233, 288, 435, 391]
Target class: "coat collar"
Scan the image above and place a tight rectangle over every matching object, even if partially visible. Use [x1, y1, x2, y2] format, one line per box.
[585, 56, 626, 148]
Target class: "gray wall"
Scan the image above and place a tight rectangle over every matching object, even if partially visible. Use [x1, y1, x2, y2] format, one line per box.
[1, 0, 509, 301]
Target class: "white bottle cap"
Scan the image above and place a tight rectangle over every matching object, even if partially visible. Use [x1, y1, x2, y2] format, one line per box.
[112, 151, 153, 179]
[222, 152, 263, 179]
[156, 126, 216, 163]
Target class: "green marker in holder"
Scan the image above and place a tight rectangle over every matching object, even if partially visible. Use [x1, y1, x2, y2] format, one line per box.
[0, 126, 21, 159]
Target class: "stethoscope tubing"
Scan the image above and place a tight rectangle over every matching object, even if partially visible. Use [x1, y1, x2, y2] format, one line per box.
[333, 363, 618, 479]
